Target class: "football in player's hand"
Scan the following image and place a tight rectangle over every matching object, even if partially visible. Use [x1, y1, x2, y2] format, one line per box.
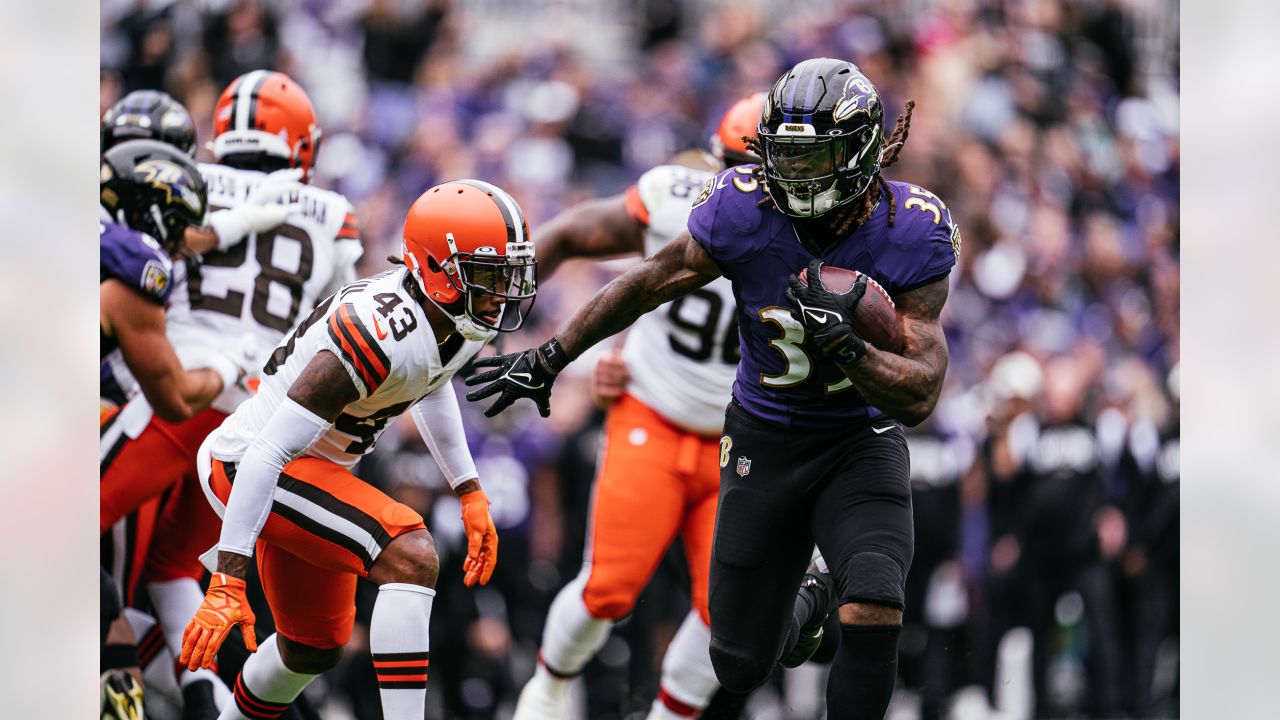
[797, 264, 904, 353]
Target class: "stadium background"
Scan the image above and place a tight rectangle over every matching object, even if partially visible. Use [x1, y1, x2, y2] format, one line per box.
[100, 0, 1180, 718]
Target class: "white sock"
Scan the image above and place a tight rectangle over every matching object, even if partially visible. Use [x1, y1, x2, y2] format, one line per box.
[647, 612, 718, 719]
[370, 583, 435, 719]
[221, 634, 317, 720]
[148, 578, 207, 657]
[539, 572, 613, 677]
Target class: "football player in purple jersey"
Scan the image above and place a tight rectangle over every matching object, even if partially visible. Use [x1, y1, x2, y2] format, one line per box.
[466, 58, 958, 719]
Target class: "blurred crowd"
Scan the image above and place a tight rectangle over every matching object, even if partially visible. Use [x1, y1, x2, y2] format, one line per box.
[101, 0, 1179, 718]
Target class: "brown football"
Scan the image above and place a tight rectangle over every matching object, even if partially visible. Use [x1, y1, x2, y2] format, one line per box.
[797, 264, 904, 353]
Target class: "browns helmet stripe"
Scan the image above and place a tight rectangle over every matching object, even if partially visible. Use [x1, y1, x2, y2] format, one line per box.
[453, 179, 525, 247]
[234, 70, 271, 131]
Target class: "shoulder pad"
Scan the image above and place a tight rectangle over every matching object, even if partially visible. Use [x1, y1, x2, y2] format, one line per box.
[687, 165, 776, 265]
[881, 181, 960, 291]
[100, 222, 174, 304]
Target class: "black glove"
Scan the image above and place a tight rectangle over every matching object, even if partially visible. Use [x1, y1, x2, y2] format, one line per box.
[785, 258, 870, 366]
[464, 338, 570, 418]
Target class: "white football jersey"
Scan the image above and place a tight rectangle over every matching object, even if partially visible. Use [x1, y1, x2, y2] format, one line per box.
[621, 164, 738, 436]
[163, 163, 363, 413]
[210, 268, 488, 468]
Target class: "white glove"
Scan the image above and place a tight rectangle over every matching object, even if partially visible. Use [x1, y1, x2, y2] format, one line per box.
[203, 334, 266, 393]
[207, 168, 305, 251]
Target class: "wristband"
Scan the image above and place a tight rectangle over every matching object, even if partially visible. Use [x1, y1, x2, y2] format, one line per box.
[537, 337, 571, 374]
[826, 327, 869, 367]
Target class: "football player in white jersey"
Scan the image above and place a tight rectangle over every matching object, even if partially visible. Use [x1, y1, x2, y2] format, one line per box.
[178, 180, 534, 720]
[99, 71, 362, 717]
[509, 94, 762, 720]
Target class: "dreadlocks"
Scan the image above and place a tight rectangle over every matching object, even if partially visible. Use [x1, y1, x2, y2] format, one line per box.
[743, 99, 916, 235]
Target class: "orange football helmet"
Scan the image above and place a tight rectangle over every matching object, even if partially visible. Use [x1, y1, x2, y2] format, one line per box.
[402, 180, 537, 340]
[710, 92, 765, 166]
[211, 70, 321, 181]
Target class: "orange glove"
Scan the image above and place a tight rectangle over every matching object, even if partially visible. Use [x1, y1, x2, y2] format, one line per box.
[460, 489, 498, 587]
[179, 572, 257, 671]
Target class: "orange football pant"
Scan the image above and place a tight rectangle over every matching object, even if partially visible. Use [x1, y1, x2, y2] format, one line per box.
[581, 394, 721, 624]
[101, 406, 227, 603]
[208, 456, 427, 649]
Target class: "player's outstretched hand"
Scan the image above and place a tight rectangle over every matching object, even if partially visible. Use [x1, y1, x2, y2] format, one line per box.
[179, 572, 257, 671]
[786, 258, 870, 366]
[459, 489, 499, 587]
[464, 338, 569, 418]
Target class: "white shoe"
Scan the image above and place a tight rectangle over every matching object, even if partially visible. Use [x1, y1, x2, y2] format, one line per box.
[513, 665, 572, 720]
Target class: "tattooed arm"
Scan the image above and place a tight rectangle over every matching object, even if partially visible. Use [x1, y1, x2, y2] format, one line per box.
[535, 194, 646, 280]
[838, 276, 950, 427]
[555, 229, 721, 358]
[215, 350, 358, 577]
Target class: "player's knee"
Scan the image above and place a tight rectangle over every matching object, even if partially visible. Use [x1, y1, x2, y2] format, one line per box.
[370, 530, 439, 589]
[839, 550, 907, 622]
[581, 585, 636, 621]
[838, 602, 902, 626]
[278, 635, 343, 674]
[708, 637, 774, 694]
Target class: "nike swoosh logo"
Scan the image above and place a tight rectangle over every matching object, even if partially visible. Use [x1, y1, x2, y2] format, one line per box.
[508, 371, 544, 389]
[872, 426, 895, 434]
[805, 310, 830, 325]
[717, 174, 731, 190]
[372, 315, 388, 340]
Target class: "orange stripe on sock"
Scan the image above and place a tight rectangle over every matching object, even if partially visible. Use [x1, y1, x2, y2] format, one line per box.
[372, 659, 431, 668]
[378, 673, 428, 683]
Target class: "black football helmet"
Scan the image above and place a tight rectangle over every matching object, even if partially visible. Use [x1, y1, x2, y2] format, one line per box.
[101, 139, 208, 253]
[101, 90, 197, 157]
[758, 58, 884, 218]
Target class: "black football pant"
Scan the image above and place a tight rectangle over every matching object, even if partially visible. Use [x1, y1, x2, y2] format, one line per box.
[708, 400, 913, 718]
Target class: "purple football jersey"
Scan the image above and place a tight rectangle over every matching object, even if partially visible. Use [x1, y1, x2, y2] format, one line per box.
[687, 166, 958, 429]
[100, 221, 173, 361]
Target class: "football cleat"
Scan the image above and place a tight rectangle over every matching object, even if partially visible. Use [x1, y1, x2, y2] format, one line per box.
[101, 670, 144, 720]
[512, 665, 572, 720]
[779, 562, 838, 668]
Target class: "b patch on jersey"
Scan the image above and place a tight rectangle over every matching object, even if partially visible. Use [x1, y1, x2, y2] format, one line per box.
[692, 176, 716, 209]
[719, 435, 733, 467]
[949, 222, 962, 258]
[141, 259, 170, 298]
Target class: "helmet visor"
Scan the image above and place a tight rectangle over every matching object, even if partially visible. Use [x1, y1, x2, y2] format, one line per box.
[458, 253, 537, 332]
[766, 137, 845, 180]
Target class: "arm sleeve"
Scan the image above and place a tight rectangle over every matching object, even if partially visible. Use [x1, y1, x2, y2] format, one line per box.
[411, 381, 479, 489]
[216, 398, 332, 556]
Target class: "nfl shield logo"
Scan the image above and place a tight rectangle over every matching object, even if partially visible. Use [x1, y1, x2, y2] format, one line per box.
[736, 456, 752, 477]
